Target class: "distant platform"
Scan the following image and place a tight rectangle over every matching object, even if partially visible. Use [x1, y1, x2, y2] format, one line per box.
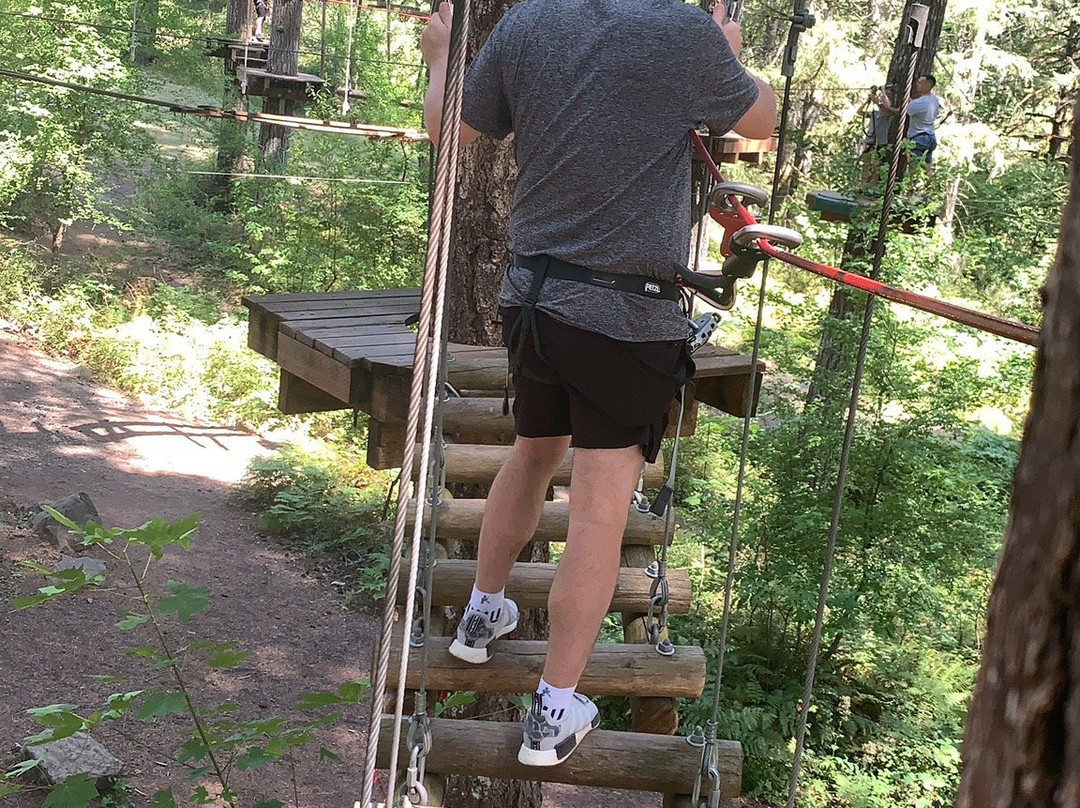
[236, 66, 325, 101]
[695, 131, 775, 165]
[806, 189, 936, 233]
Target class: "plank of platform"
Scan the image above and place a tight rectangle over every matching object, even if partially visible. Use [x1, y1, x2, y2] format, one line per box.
[376, 717, 742, 796]
[404, 499, 667, 545]
[412, 444, 664, 489]
[397, 559, 691, 614]
[387, 637, 706, 698]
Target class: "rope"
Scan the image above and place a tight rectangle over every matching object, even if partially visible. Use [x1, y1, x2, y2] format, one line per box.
[356, 0, 471, 803]
[703, 24, 799, 749]
[783, 14, 922, 807]
[0, 67, 428, 141]
[342, 0, 360, 113]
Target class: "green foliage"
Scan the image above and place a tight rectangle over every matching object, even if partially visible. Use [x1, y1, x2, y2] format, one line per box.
[0, 1, 157, 240]
[240, 447, 394, 600]
[2, 513, 370, 807]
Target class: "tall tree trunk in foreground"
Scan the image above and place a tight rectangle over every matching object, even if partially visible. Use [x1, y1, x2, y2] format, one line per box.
[957, 92, 1080, 808]
[259, 0, 303, 169]
[441, 2, 542, 807]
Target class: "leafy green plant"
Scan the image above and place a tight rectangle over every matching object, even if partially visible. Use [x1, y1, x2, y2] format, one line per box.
[3, 509, 368, 808]
[240, 447, 394, 600]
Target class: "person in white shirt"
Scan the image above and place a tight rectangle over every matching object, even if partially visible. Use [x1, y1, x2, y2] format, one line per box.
[876, 74, 941, 173]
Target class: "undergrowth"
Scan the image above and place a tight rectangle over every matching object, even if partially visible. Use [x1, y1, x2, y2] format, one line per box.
[239, 446, 395, 606]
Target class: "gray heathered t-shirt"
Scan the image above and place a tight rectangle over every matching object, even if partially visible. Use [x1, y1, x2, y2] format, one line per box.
[906, 93, 940, 138]
[461, 0, 760, 341]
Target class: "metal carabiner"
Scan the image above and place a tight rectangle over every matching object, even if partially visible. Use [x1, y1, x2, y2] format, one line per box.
[648, 571, 669, 610]
[402, 744, 430, 806]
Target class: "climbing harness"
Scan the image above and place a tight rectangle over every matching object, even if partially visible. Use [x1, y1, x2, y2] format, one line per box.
[357, 0, 471, 804]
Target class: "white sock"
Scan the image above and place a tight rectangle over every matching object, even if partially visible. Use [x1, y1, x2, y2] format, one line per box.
[468, 586, 504, 619]
[535, 678, 576, 722]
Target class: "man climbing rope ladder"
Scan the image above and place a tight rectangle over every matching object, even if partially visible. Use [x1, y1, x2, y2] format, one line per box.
[421, 0, 776, 767]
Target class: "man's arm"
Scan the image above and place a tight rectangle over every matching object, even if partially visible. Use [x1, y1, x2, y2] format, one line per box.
[711, 12, 777, 140]
[733, 75, 777, 140]
[422, 1, 480, 149]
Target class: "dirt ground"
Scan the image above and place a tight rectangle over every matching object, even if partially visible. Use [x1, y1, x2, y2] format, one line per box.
[0, 328, 677, 808]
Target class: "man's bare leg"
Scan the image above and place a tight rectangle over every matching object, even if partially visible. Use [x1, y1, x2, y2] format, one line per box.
[475, 434, 571, 592]
[542, 444, 644, 688]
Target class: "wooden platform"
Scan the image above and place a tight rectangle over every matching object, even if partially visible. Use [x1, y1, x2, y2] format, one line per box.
[694, 131, 775, 165]
[236, 66, 325, 101]
[243, 289, 763, 436]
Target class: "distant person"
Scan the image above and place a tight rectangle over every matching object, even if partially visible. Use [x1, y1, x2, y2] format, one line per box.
[859, 84, 893, 184]
[876, 74, 941, 172]
[253, 0, 269, 42]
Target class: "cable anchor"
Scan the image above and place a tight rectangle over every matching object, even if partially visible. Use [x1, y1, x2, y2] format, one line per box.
[644, 563, 675, 656]
[402, 714, 432, 806]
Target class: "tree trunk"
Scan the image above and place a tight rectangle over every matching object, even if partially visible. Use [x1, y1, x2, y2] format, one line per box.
[133, 0, 159, 65]
[441, 2, 542, 806]
[226, 0, 253, 40]
[259, 0, 303, 169]
[956, 91, 1080, 808]
[211, 0, 254, 211]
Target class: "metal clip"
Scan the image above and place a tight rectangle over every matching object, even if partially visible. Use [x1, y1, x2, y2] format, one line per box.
[648, 569, 669, 610]
[402, 744, 429, 806]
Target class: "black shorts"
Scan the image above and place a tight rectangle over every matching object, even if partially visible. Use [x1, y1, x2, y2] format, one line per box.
[502, 306, 694, 463]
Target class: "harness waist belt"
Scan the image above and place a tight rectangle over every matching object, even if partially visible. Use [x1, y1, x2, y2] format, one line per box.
[513, 254, 681, 302]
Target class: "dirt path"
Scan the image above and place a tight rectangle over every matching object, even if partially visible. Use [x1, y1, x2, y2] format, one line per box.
[0, 329, 668, 808]
[0, 329, 375, 806]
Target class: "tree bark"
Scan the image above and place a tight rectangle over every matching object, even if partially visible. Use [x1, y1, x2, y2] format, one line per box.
[259, 0, 304, 168]
[226, 0, 253, 40]
[956, 92, 1080, 808]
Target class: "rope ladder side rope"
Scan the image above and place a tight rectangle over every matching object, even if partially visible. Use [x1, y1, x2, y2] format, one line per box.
[357, 0, 471, 804]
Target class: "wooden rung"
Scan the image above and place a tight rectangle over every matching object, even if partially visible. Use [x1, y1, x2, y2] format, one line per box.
[397, 559, 692, 614]
[388, 637, 707, 698]
[376, 716, 742, 796]
[404, 499, 668, 545]
[412, 445, 664, 489]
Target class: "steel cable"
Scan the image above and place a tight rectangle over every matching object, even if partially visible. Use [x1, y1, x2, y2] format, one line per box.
[357, 0, 470, 803]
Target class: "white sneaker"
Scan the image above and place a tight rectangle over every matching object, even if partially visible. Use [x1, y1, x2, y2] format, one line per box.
[517, 691, 600, 767]
[447, 599, 519, 664]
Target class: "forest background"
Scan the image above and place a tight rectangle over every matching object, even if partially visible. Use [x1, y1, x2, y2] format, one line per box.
[0, 0, 1076, 805]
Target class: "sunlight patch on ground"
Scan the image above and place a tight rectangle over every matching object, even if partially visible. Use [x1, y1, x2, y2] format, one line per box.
[134, 119, 215, 162]
[971, 406, 1015, 435]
